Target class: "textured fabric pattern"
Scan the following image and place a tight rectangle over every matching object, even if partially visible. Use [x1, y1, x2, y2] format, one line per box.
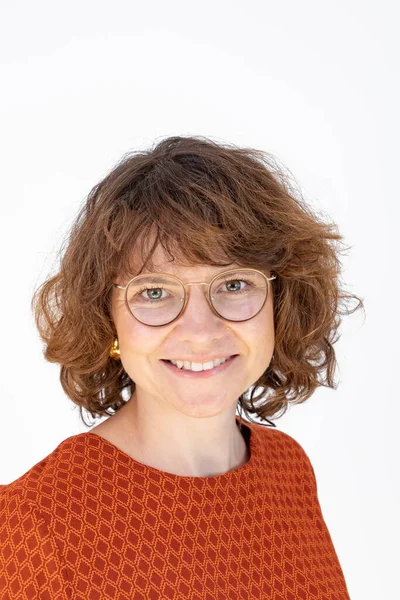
[0, 417, 350, 599]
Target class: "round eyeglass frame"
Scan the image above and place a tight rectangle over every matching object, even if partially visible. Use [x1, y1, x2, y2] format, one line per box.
[113, 268, 277, 327]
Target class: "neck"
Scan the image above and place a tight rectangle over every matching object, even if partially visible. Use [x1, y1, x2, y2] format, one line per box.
[91, 395, 250, 478]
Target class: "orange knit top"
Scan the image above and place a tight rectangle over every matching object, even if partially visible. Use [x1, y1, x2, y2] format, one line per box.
[0, 416, 350, 599]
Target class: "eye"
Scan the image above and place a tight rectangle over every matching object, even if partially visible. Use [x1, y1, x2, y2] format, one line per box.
[218, 278, 255, 294]
[137, 286, 168, 301]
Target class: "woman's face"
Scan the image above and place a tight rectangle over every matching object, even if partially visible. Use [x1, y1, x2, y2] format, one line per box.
[110, 244, 275, 421]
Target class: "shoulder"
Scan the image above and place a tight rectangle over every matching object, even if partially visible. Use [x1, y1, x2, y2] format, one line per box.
[0, 448, 73, 598]
[246, 418, 317, 482]
[0, 432, 92, 507]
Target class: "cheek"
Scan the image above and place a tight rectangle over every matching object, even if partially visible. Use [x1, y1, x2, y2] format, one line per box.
[111, 299, 145, 354]
[117, 322, 159, 382]
[114, 307, 168, 372]
[248, 304, 275, 357]
[118, 319, 154, 353]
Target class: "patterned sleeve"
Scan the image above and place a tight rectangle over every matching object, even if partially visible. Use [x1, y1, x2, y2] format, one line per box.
[291, 437, 352, 599]
[0, 490, 69, 600]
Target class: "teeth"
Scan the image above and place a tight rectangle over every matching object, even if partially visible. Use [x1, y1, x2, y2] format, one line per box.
[169, 357, 231, 371]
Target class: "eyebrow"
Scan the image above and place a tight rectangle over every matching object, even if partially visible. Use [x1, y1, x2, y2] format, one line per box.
[136, 267, 265, 284]
[142, 263, 241, 274]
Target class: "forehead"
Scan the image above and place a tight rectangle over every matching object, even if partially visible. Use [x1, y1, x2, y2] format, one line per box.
[129, 241, 239, 277]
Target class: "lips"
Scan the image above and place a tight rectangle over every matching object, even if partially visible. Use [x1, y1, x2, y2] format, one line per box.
[165, 355, 235, 365]
[161, 355, 238, 378]
[163, 355, 237, 363]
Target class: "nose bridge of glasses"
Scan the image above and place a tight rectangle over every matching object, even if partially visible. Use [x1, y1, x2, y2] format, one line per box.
[180, 281, 216, 316]
[183, 281, 212, 301]
[185, 281, 209, 288]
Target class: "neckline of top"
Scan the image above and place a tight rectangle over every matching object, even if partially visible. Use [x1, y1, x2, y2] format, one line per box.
[77, 415, 258, 482]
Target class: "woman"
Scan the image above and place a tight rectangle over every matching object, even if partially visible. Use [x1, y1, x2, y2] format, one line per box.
[0, 136, 363, 599]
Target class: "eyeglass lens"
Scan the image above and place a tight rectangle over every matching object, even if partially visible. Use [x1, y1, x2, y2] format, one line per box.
[125, 270, 268, 325]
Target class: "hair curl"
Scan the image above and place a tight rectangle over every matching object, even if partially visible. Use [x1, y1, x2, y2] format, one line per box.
[32, 135, 365, 428]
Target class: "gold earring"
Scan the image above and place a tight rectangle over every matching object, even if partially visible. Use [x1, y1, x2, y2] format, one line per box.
[109, 338, 121, 360]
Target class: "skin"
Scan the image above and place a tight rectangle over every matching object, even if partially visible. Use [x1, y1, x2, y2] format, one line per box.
[91, 244, 275, 477]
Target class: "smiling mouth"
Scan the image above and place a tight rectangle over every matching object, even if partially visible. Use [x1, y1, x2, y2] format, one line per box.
[160, 355, 238, 376]
[164, 355, 235, 368]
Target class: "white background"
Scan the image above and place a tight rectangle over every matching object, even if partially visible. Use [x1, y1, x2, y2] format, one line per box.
[0, 1, 398, 598]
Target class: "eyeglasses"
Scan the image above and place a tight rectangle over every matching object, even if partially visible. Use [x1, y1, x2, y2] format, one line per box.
[113, 268, 276, 327]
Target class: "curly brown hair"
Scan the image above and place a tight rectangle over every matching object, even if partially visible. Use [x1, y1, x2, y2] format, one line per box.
[32, 135, 364, 428]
